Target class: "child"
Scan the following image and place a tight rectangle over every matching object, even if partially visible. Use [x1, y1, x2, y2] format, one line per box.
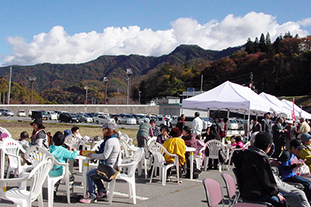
[19, 131, 30, 151]
[49, 131, 78, 195]
[278, 150, 311, 201]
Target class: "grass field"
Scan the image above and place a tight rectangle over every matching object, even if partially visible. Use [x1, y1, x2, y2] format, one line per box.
[0, 120, 138, 144]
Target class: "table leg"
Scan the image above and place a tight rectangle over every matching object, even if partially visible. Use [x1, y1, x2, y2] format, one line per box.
[82, 159, 89, 196]
[190, 152, 193, 180]
[0, 149, 4, 179]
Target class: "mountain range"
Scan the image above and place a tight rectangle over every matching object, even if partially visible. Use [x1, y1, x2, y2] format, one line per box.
[0, 44, 242, 92]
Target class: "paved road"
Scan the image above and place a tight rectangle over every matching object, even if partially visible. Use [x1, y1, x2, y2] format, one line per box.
[0, 165, 233, 207]
[0, 116, 140, 130]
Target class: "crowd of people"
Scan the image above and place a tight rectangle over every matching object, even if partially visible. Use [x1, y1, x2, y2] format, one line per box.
[6, 110, 311, 206]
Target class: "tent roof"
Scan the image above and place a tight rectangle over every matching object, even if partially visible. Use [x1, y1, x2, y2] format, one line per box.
[182, 81, 275, 114]
[281, 99, 311, 119]
[259, 92, 291, 117]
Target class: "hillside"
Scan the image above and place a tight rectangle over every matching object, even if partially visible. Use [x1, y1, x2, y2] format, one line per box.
[0, 44, 242, 93]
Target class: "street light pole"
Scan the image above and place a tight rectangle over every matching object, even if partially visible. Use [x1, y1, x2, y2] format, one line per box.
[7, 66, 12, 104]
[103, 77, 108, 104]
[28, 77, 37, 104]
[126, 68, 132, 105]
[139, 91, 141, 104]
[84, 86, 89, 105]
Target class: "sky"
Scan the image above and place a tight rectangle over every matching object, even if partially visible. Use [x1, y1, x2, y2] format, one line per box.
[0, 0, 310, 66]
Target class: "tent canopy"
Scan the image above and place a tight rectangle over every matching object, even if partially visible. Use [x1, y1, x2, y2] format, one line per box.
[259, 92, 291, 117]
[182, 81, 278, 115]
[281, 99, 311, 119]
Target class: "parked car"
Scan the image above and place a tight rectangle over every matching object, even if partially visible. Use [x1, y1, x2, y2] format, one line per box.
[136, 114, 150, 125]
[0, 109, 14, 117]
[76, 113, 93, 123]
[58, 113, 79, 123]
[40, 111, 51, 120]
[227, 118, 239, 130]
[93, 115, 115, 125]
[168, 115, 179, 127]
[17, 110, 26, 117]
[47, 111, 58, 120]
[155, 116, 167, 126]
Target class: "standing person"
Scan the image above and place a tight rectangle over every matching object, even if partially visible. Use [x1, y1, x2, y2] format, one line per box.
[285, 120, 297, 149]
[272, 117, 287, 158]
[251, 118, 262, 133]
[136, 119, 152, 148]
[30, 118, 48, 148]
[176, 114, 185, 132]
[192, 112, 203, 138]
[220, 118, 228, 138]
[298, 118, 311, 139]
[234, 132, 287, 207]
[213, 117, 222, 136]
[261, 112, 273, 136]
[150, 119, 160, 137]
[80, 122, 120, 203]
[156, 125, 170, 144]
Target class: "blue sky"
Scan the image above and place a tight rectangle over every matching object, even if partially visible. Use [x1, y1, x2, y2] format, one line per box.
[0, 0, 310, 65]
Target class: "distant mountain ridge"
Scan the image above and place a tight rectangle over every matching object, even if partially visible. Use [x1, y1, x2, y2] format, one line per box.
[0, 44, 242, 91]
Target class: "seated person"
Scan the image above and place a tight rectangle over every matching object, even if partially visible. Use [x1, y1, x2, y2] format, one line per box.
[163, 127, 186, 177]
[290, 138, 311, 172]
[230, 136, 244, 149]
[234, 132, 287, 207]
[19, 131, 30, 151]
[278, 150, 311, 201]
[156, 125, 170, 144]
[49, 131, 78, 196]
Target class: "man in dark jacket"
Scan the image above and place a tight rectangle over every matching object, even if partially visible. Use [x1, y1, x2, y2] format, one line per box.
[262, 112, 273, 136]
[235, 132, 287, 207]
[272, 117, 287, 158]
[251, 118, 262, 133]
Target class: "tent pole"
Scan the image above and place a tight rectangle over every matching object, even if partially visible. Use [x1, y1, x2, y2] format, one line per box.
[207, 108, 210, 118]
[227, 109, 230, 119]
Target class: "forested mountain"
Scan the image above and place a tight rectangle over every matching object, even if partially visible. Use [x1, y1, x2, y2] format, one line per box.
[1, 33, 311, 105]
[0, 44, 241, 104]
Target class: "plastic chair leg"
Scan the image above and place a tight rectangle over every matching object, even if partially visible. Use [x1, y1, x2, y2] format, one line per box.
[176, 165, 180, 184]
[65, 175, 71, 203]
[37, 192, 44, 207]
[149, 165, 155, 183]
[79, 159, 83, 173]
[204, 156, 209, 171]
[162, 167, 166, 186]
[131, 180, 136, 204]
[108, 179, 116, 205]
[144, 158, 148, 179]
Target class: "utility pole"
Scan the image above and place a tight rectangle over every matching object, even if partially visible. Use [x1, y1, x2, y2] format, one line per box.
[126, 68, 133, 105]
[7, 66, 12, 104]
[200, 74, 203, 92]
[84, 86, 89, 105]
[138, 91, 141, 104]
[29, 77, 37, 104]
[103, 77, 108, 104]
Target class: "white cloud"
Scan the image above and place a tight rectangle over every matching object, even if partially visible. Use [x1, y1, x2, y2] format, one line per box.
[2, 12, 310, 65]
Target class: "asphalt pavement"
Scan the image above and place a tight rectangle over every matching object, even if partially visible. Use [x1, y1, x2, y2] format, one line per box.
[0, 164, 234, 207]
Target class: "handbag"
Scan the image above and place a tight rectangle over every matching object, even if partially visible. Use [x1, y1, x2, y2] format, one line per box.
[96, 162, 118, 182]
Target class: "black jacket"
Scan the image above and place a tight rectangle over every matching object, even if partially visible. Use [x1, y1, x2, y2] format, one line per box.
[234, 147, 279, 201]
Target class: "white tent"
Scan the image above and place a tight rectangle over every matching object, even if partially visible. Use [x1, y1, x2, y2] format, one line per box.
[259, 92, 291, 118]
[182, 81, 279, 115]
[281, 99, 311, 119]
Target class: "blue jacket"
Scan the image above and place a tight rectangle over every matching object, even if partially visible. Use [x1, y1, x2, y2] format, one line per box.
[49, 145, 78, 177]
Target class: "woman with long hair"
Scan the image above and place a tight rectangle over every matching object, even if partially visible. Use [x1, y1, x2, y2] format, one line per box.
[80, 122, 121, 203]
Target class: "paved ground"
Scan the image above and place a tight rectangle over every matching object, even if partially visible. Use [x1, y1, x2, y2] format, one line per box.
[0, 164, 234, 207]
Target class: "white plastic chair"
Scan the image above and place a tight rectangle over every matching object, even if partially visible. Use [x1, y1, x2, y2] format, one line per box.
[0, 156, 54, 207]
[149, 142, 180, 186]
[108, 148, 144, 205]
[2, 138, 32, 178]
[24, 146, 71, 207]
[64, 135, 87, 173]
[204, 140, 227, 172]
